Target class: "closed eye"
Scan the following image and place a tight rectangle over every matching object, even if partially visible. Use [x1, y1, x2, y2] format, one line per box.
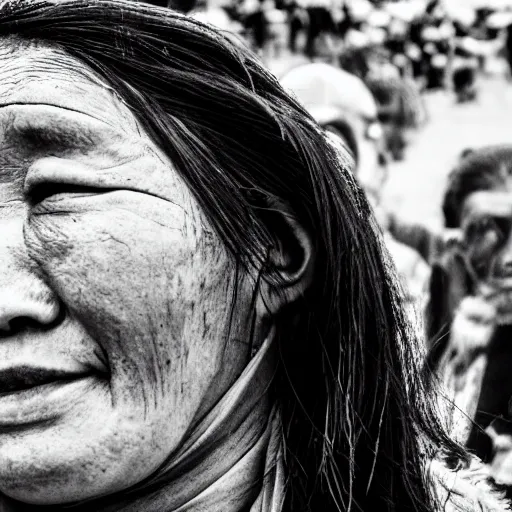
[26, 182, 111, 205]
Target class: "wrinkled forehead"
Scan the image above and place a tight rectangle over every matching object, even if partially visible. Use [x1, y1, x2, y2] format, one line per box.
[0, 40, 140, 135]
[462, 189, 512, 222]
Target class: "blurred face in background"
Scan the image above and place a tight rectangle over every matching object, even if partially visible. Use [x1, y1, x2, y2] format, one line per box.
[461, 189, 512, 323]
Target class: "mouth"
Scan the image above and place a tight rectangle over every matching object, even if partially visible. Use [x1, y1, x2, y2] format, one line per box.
[0, 366, 92, 396]
[488, 290, 512, 325]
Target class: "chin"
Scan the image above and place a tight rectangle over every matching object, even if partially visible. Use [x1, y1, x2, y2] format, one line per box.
[0, 461, 136, 507]
[0, 429, 152, 506]
[0, 470, 95, 506]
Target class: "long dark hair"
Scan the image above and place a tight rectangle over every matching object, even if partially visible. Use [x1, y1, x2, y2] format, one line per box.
[0, 1, 466, 510]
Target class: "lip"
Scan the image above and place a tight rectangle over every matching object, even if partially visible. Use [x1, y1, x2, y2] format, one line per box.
[483, 288, 512, 325]
[0, 366, 90, 395]
[0, 372, 98, 430]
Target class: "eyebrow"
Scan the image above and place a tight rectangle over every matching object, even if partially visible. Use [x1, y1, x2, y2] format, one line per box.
[6, 118, 99, 154]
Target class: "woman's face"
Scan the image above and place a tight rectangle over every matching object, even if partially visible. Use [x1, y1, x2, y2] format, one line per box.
[0, 43, 254, 505]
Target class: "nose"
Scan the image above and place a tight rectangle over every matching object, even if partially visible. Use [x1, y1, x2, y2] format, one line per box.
[0, 283, 61, 334]
[0, 217, 62, 335]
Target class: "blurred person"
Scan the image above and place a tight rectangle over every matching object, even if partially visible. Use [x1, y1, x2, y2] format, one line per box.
[0, 1, 508, 511]
[452, 18, 499, 103]
[410, 0, 453, 91]
[240, 0, 271, 55]
[336, 1, 353, 42]
[423, 146, 512, 495]
[281, 0, 308, 53]
[386, 147, 512, 491]
[301, 0, 336, 59]
[504, 23, 512, 79]
[281, 62, 430, 327]
[280, 62, 387, 200]
[188, 1, 248, 48]
[339, 46, 427, 162]
[472, 8, 495, 71]
[385, 147, 481, 280]
[167, 0, 196, 12]
[385, 17, 412, 78]
[366, 74, 427, 161]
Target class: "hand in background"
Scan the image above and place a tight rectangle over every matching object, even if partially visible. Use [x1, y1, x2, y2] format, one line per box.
[438, 296, 497, 445]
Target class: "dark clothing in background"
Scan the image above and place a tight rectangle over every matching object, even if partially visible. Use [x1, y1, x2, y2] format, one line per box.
[288, 3, 305, 53]
[167, 0, 196, 11]
[305, 6, 335, 58]
[507, 25, 512, 77]
[245, 0, 269, 49]
[144, 0, 170, 6]
[337, 6, 352, 41]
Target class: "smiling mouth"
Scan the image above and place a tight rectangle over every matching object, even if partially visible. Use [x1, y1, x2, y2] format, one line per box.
[486, 289, 512, 325]
[0, 366, 91, 395]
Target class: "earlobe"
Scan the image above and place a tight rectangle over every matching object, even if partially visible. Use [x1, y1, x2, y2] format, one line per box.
[255, 205, 315, 318]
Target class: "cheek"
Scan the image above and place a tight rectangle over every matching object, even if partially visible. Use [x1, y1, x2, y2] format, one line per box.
[24, 194, 236, 420]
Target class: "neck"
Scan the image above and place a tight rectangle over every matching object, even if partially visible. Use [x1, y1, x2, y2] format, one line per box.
[7, 337, 284, 512]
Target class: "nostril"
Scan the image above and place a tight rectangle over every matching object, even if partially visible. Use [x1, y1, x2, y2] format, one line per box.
[0, 316, 43, 336]
[0, 298, 63, 337]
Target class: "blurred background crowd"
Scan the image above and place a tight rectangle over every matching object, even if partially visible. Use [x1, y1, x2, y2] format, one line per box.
[184, 0, 510, 88]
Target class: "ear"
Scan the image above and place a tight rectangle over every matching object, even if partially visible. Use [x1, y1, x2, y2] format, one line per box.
[255, 203, 315, 318]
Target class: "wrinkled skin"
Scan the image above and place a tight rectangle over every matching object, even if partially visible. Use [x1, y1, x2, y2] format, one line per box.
[0, 42, 262, 505]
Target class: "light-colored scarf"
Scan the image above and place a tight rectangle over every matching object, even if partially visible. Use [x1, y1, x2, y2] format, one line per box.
[91, 336, 285, 512]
